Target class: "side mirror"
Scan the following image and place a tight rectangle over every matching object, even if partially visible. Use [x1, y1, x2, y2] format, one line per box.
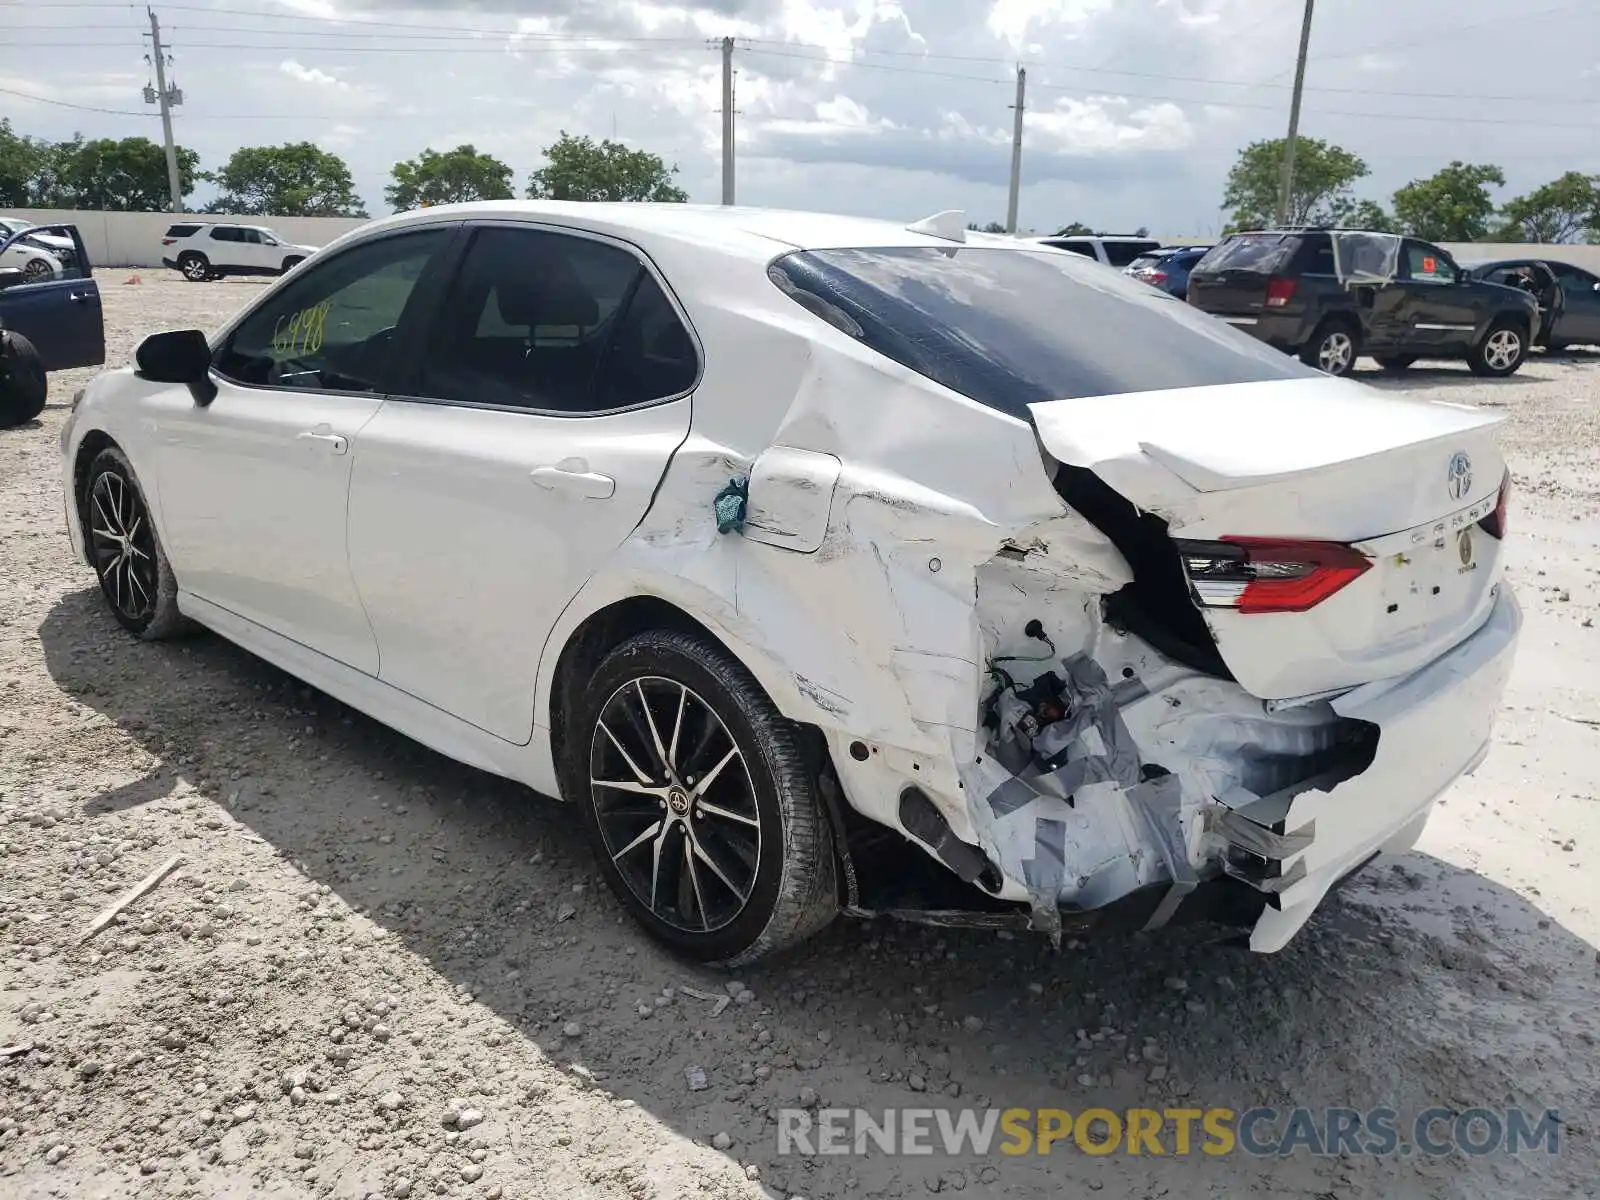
[136, 329, 217, 406]
[0, 267, 23, 292]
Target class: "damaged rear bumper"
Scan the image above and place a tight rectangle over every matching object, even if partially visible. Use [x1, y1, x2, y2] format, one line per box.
[936, 584, 1520, 951]
[1240, 583, 1520, 950]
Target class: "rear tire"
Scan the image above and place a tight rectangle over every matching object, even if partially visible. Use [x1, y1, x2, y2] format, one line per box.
[567, 629, 838, 967]
[177, 252, 211, 282]
[1374, 354, 1415, 372]
[82, 447, 185, 640]
[1468, 320, 1526, 377]
[1301, 320, 1361, 377]
[0, 330, 47, 427]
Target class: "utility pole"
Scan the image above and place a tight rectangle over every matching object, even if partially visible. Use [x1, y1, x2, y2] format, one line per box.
[144, 7, 185, 213]
[720, 36, 735, 206]
[1005, 65, 1026, 234]
[1276, 0, 1315, 227]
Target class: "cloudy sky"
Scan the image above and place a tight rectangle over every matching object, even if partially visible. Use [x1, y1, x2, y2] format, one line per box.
[4, 0, 1596, 235]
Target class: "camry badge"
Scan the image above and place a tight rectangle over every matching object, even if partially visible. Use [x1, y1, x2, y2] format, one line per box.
[1446, 451, 1472, 501]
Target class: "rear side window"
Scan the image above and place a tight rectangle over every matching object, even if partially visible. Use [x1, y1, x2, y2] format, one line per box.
[1103, 241, 1159, 267]
[1294, 235, 1335, 275]
[165, 223, 201, 238]
[1045, 239, 1097, 258]
[1195, 235, 1291, 274]
[417, 226, 697, 414]
[768, 246, 1318, 420]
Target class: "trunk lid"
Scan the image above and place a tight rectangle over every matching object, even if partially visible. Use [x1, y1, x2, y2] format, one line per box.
[1031, 376, 1509, 700]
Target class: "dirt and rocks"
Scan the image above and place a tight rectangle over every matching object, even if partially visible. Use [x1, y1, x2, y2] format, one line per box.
[1, 272, 1598, 1199]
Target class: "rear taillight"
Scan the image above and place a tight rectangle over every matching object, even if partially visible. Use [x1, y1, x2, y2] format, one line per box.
[161, 238, 175, 245]
[1176, 537, 1371, 614]
[1478, 471, 1511, 539]
[1145, 271, 1168, 283]
[1265, 276, 1297, 308]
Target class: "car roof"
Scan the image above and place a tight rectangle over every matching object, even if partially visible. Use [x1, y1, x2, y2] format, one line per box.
[335, 201, 1036, 260]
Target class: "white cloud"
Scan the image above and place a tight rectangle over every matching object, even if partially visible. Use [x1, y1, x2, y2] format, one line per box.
[7, 0, 1588, 236]
[278, 60, 348, 89]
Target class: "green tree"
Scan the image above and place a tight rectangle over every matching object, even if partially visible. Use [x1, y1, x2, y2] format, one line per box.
[0, 119, 50, 207]
[1330, 197, 1396, 232]
[1496, 171, 1600, 243]
[1222, 137, 1369, 230]
[1390, 161, 1505, 242]
[207, 142, 367, 217]
[526, 132, 688, 203]
[966, 220, 1008, 233]
[1053, 221, 1095, 236]
[385, 144, 514, 212]
[56, 136, 199, 210]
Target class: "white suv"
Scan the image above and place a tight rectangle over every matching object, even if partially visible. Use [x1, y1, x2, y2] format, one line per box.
[160, 222, 320, 282]
[1034, 233, 1162, 268]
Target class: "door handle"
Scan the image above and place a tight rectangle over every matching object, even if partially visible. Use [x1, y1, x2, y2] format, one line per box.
[68, 292, 93, 303]
[530, 465, 615, 499]
[297, 430, 348, 455]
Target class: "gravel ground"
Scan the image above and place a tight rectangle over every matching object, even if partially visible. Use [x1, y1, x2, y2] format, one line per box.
[2, 271, 1598, 1199]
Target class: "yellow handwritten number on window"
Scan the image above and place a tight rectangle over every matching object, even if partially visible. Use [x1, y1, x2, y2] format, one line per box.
[271, 299, 334, 357]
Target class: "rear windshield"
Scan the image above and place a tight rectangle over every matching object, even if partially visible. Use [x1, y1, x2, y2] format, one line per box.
[165, 223, 202, 237]
[767, 246, 1317, 420]
[1194, 234, 1292, 274]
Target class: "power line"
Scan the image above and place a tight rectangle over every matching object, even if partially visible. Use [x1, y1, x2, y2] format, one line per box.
[736, 47, 1600, 129]
[0, 83, 152, 117]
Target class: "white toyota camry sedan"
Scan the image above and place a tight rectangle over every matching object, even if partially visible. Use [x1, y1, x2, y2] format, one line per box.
[60, 201, 1520, 966]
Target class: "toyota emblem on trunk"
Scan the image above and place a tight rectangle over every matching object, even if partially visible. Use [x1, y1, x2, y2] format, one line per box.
[1446, 452, 1472, 501]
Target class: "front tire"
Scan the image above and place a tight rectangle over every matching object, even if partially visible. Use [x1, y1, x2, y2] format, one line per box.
[569, 629, 837, 967]
[83, 448, 184, 639]
[1469, 320, 1526, 377]
[0, 330, 47, 427]
[1301, 320, 1361, 377]
[177, 252, 211, 282]
[21, 257, 54, 282]
[281, 256, 305, 274]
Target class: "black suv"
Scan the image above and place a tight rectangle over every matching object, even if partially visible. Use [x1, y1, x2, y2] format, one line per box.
[1187, 229, 1539, 378]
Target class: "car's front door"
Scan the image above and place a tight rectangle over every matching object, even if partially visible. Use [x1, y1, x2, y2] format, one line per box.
[0, 226, 103, 370]
[345, 222, 697, 743]
[1550, 263, 1600, 346]
[147, 225, 459, 674]
[1396, 240, 1479, 351]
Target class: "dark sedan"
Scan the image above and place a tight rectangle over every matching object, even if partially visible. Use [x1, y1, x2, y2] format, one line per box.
[1465, 258, 1600, 351]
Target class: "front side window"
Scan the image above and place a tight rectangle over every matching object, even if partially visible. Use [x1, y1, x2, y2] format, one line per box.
[416, 226, 696, 413]
[768, 246, 1317, 419]
[215, 227, 452, 392]
[1403, 241, 1457, 284]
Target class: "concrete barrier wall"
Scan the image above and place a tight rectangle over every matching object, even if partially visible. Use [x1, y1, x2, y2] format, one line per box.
[7, 209, 1600, 273]
[4, 209, 372, 269]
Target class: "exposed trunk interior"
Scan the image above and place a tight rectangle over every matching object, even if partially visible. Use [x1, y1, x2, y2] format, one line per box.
[1051, 462, 1230, 679]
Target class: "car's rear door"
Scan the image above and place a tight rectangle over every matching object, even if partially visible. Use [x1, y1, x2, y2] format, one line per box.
[0, 226, 103, 370]
[345, 221, 696, 744]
